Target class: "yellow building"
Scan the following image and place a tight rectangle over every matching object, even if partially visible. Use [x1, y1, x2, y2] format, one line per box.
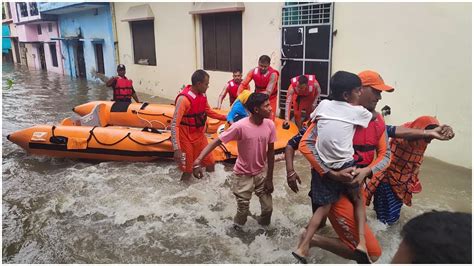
[112, 2, 471, 168]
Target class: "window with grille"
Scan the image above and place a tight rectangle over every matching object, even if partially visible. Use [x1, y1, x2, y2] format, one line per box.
[131, 20, 156, 66]
[37, 24, 42, 35]
[29, 2, 38, 16]
[282, 2, 332, 25]
[18, 2, 28, 17]
[202, 12, 242, 72]
[48, 23, 52, 32]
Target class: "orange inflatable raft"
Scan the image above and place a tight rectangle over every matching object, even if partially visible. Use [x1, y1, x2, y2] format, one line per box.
[73, 101, 226, 134]
[7, 106, 299, 162]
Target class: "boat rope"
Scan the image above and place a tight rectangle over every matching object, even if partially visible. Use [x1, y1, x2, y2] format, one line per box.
[86, 126, 171, 147]
[218, 142, 232, 159]
[134, 110, 169, 130]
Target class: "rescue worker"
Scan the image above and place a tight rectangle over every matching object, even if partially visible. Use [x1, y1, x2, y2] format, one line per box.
[216, 69, 243, 109]
[283, 74, 321, 129]
[237, 55, 279, 120]
[106, 64, 140, 103]
[291, 70, 394, 263]
[171, 69, 227, 181]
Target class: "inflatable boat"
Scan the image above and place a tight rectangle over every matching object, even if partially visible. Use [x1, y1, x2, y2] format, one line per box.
[72, 101, 226, 134]
[7, 109, 299, 162]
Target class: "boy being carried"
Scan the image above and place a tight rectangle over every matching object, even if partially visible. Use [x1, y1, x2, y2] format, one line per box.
[193, 93, 276, 228]
[292, 71, 374, 263]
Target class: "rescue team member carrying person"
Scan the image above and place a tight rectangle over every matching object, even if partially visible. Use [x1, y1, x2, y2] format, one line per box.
[237, 55, 279, 120]
[171, 70, 227, 181]
[106, 64, 140, 103]
[283, 74, 321, 129]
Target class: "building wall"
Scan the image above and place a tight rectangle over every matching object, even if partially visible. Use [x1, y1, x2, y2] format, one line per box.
[58, 5, 115, 80]
[37, 22, 63, 74]
[114, 2, 283, 108]
[331, 2, 471, 168]
[24, 43, 39, 69]
[113, 2, 471, 168]
[198, 2, 283, 108]
[113, 3, 197, 97]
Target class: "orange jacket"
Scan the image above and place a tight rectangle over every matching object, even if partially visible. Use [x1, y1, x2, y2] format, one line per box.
[171, 87, 226, 149]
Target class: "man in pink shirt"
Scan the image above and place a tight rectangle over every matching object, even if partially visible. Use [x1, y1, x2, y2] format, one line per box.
[192, 93, 276, 227]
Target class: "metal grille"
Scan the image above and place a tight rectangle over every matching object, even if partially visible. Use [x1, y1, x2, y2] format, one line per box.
[282, 2, 332, 26]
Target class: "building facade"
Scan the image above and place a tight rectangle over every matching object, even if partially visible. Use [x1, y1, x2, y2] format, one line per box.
[39, 2, 116, 80]
[112, 2, 471, 168]
[2, 2, 14, 63]
[9, 2, 63, 74]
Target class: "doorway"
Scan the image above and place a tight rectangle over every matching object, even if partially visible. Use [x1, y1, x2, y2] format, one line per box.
[279, 2, 334, 115]
[76, 42, 86, 78]
[38, 44, 47, 70]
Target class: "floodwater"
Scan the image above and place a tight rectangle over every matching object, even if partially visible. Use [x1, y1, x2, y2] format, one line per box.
[2, 63, 472, 263]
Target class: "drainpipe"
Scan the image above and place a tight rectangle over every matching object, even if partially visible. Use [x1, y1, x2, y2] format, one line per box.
[55, 21, 64, 75]
[110, 2, 119, 66]
[66, 41, 73, 77]
[192, 11, 198, 69]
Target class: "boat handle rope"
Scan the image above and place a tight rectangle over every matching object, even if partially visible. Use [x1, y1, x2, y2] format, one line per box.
[218, 142, 232, 159]
[134, 110, 169, 130]
[131, 109, 173, 119]
[87, 126, 171, 147]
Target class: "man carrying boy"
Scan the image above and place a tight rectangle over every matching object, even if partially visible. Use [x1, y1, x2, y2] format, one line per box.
[192, 93, 276, 227]
[171, 70, 227, 181]
[217, 69, 243, 109]
[292, 71, 373, 263]
[237, 55, 279, 120]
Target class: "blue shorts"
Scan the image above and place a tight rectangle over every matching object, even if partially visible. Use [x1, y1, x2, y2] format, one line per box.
[309, 160, 356, 206]
[373, 181, 403, 225]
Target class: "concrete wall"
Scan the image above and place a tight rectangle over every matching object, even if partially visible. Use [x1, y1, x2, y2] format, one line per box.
[58, 5, 115, 80]
[114, 2, 471, 168]
[114, 2, 283, 108]
[200, 2, 283, 108]
[37, 23, 63, 74]
[24, 43, 39, 69]
[331, 2, 471, 168]
[113, 3, 196, 98]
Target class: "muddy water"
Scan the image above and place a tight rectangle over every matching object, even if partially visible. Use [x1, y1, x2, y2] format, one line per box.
[2, 63, 471, 263]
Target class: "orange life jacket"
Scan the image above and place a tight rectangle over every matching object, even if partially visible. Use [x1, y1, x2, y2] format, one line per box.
[290, 75, 319, 109]
[385, 116, 439, 206]
[353, 113, 386, 166]
[226, 80, 240, 105]
[175, 85, 207, 134]
[113, 77, 133, 102]
[299, 115, 385, 175]
[252, 66, 279, 97]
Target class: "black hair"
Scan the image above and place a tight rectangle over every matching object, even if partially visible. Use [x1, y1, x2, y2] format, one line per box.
[191, 69, 209, 85]
[233, 69, 242, 74]
[401, 210, 472, 263]
[425, 124, 439, 130]
[328, 71, 361, 101]
[258, 55, 271, 64]
[244, 93, 269, 114]
[298, 75, 308, 85]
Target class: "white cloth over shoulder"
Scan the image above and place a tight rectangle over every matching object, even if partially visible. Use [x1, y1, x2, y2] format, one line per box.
[310, 99, 372, 169]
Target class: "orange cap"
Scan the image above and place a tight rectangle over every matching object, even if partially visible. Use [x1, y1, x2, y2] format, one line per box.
[358, 70, 394, 92]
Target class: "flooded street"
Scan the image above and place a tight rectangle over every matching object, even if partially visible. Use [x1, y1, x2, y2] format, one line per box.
[2, 63, 471, 263]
